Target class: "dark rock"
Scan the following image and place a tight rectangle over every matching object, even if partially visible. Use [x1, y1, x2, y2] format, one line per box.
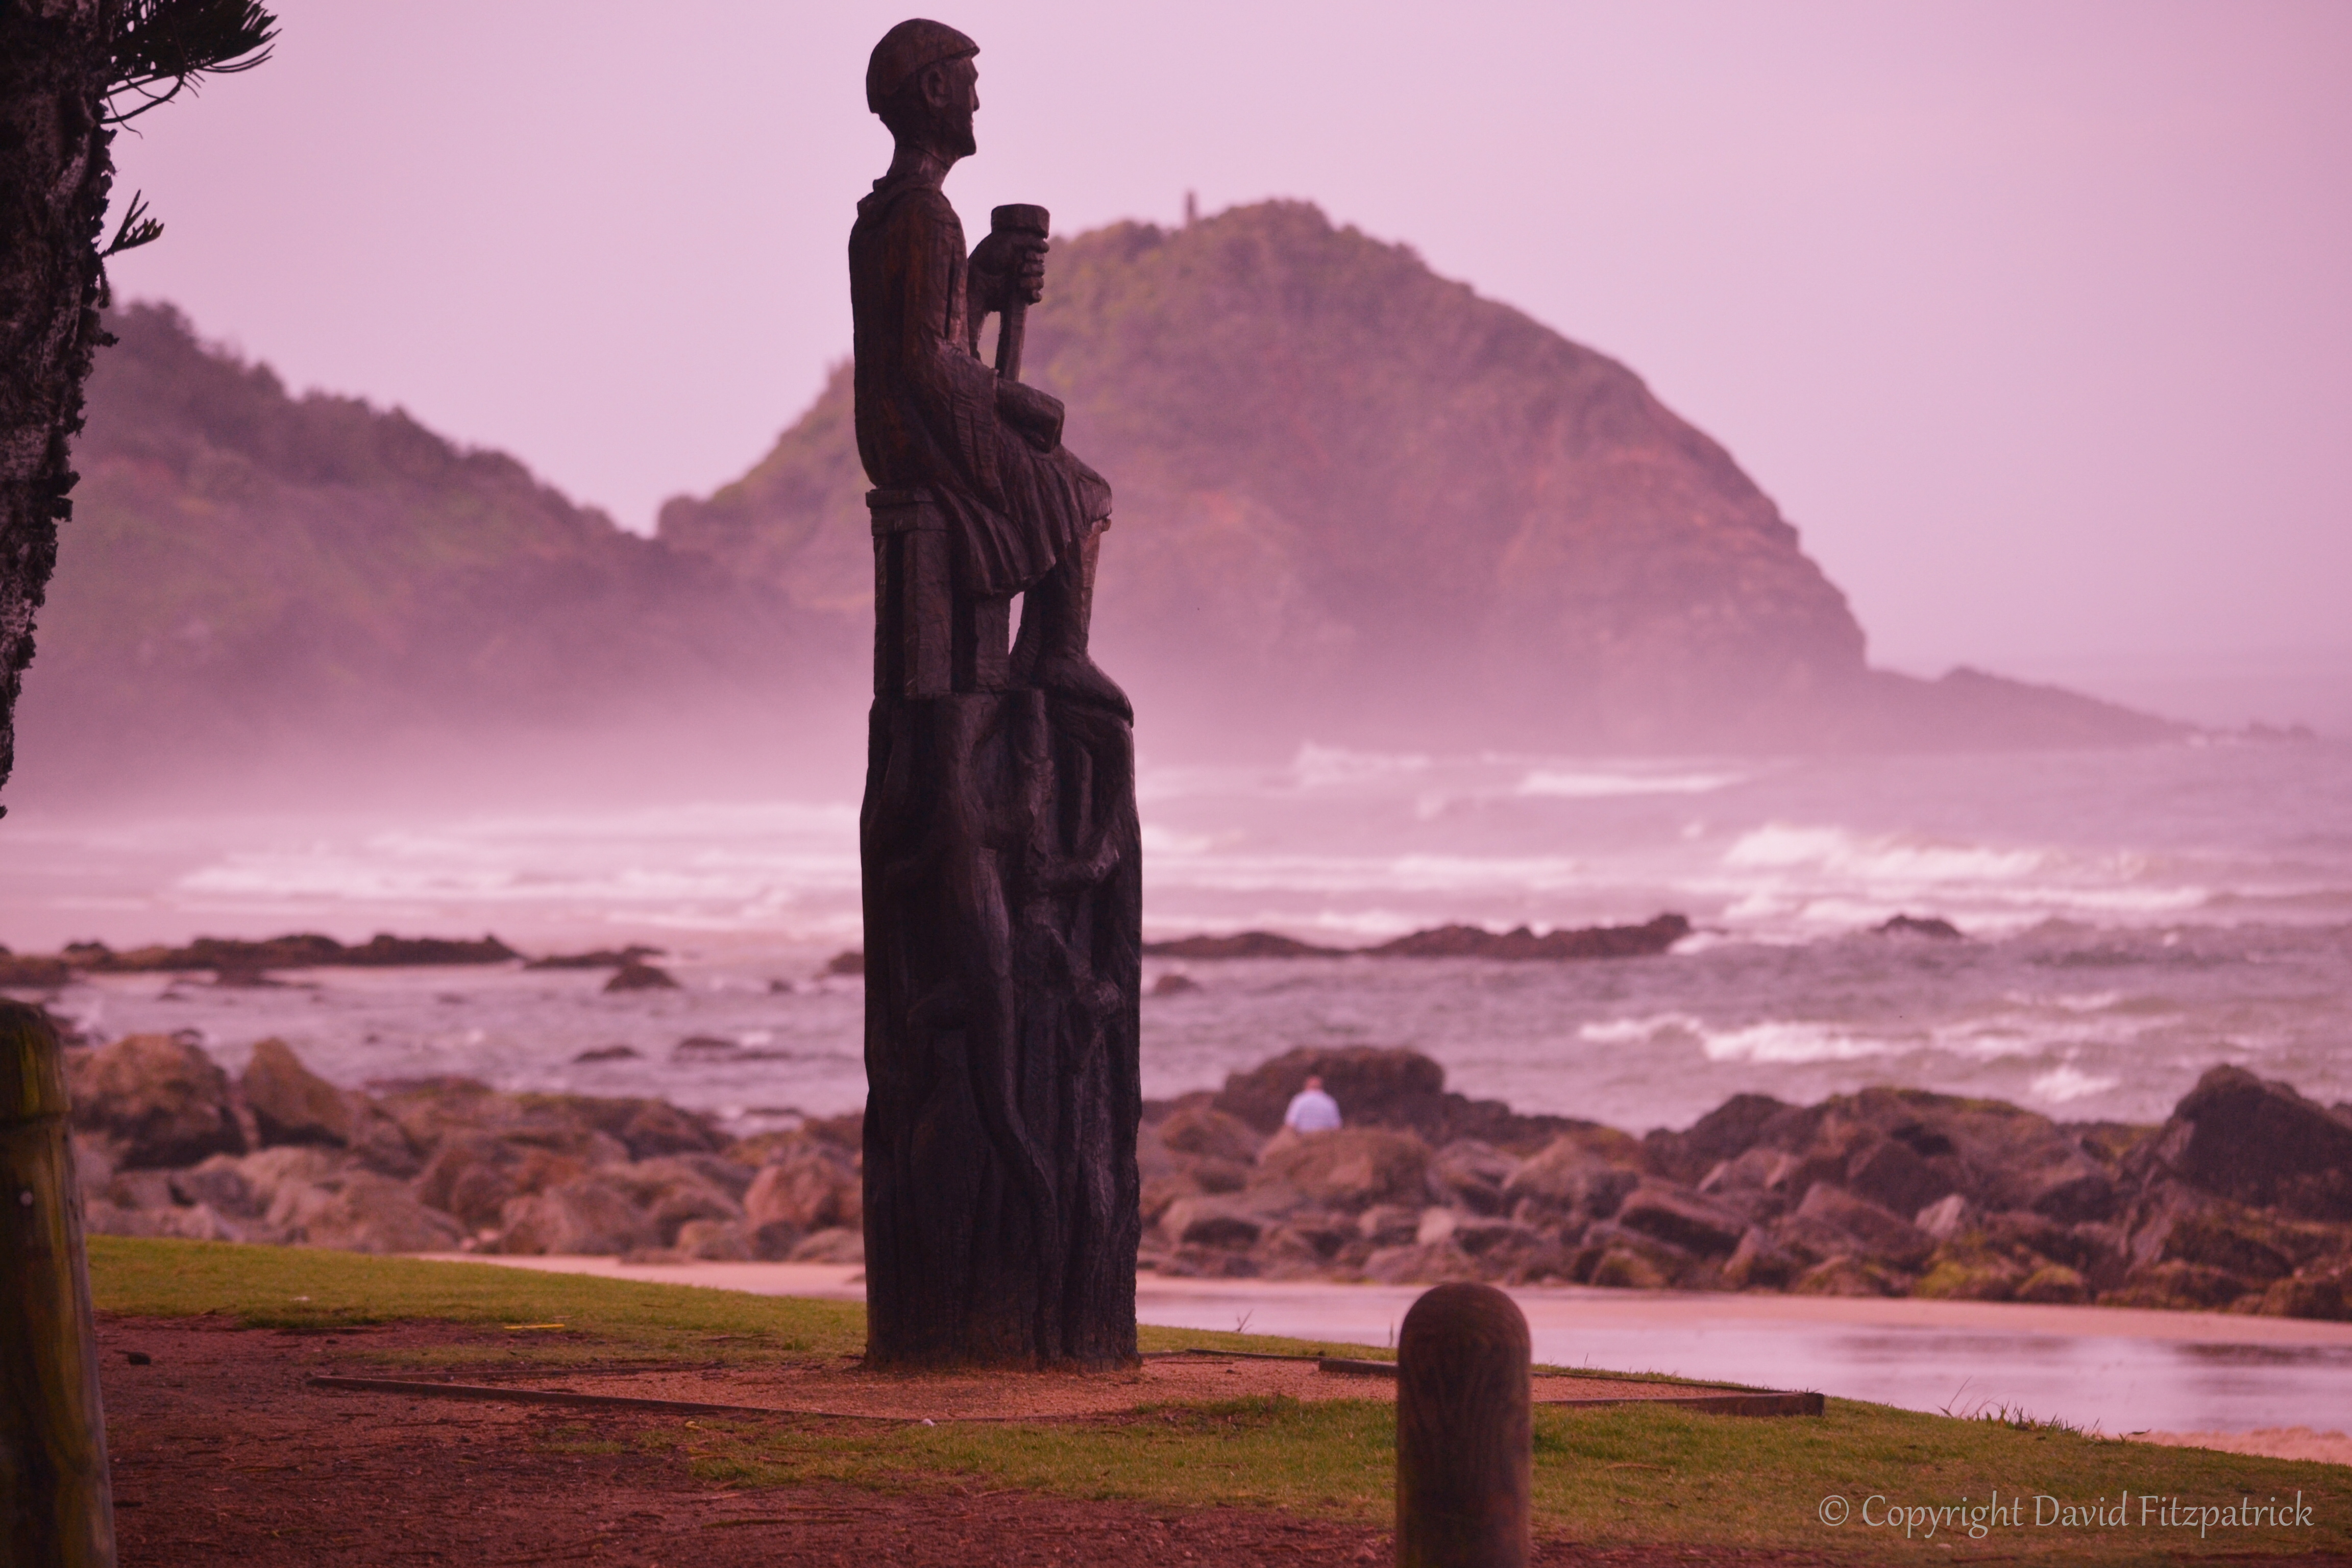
[672, 1036, 743, 1060]
[1721, 1228, 1803, 1290]
[2257, 1274, 2349, 1322]
[822, 950, 864, 976]
[1210, 1044, 1592, 1153]
[1791, 1184, 1935, 1270]
[2026, 1163, 2118, 1223]
[1425, 1140, 1516, 1216]
[1505, 1136, 1638, 1222]
[604, 961, 681, 992]
[66, 1034, 246, 1168]
[1791, 1256, 1911, 1297]
[1615, 1183, 1746, 1258]
[1365, 915, 1691, 961]
[1161, 1197, 1265, 1250]
[2104, 1260, 2255, 1312]
[2160, 1065, 2352, 1220]
[1157, 1105, 1261, 1166]
[1140, 932, 1346, 959]
[749, 1219, 805, 1261]
[492, 1174, 659, 1255]
[1877, 914, 1963, 939]
[1148, 971, 1200, 996]
[1357, 1205, 1422, 1246]
[1255, 1128, 1430, 1213]
[788, 1227, 864, 1264]
[1643, 1093, 1791, 1184]
[2013, 1264, 2090, 1305]
[0, 952, 74, 987]
[1844, 1136, 1955, 1218]
[528, 946, 662, 970]
[744, 1147, 860, 1232]
[572, 1044, 641, 1063]
[70, 932, 518, 973]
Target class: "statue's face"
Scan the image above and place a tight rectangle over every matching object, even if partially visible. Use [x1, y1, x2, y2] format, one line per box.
[920, 56, 979, 159]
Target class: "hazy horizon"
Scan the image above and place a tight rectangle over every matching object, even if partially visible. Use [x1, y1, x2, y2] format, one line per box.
[88, 0, 2351, 730]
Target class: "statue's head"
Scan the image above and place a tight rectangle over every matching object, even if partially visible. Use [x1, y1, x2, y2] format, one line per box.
[868, 19, 980, 159]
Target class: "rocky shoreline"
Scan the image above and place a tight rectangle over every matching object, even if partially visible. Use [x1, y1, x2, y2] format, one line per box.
[48, 1016, 2352, 1321]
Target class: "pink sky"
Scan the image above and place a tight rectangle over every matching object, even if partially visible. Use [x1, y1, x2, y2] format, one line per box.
[102, 1, 2351, 723]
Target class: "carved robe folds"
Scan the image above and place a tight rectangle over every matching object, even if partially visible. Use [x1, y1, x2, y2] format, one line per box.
[856, 436, 1140, 1369]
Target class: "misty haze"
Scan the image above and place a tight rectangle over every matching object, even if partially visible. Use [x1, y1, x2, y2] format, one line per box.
[5, 5, 2352, 1525]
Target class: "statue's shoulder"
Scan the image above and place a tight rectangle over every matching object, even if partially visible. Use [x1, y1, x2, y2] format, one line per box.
[856, 176, 963, 243]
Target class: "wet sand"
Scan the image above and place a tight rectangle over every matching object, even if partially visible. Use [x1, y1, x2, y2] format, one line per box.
[419, 1255, 2352, 1446]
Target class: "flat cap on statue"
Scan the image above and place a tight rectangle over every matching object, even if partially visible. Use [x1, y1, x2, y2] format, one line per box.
[866, 19, 979, 112]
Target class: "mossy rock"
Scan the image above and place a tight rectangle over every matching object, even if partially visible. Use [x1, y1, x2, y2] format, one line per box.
[1913, 1254, 2026, 1302]
[2101, 1260, 2252, 1311]
[2013, 1263, 2090, 1305]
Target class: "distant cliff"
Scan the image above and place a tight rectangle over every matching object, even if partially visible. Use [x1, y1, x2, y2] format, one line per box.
[17, 304, 845, 800]
[662, 201, 2178, 752]
[20, 208, 2180, 804]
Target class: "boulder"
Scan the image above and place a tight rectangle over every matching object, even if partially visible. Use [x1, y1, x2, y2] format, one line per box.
[1503, 1136, 1637, 1221]
[1916, 1193, 1972, 1241]
[673, 1219, 754, 1261]
[2013, 1264, 2090, 1305]
[2161, 1066, 2352, 1220]
[1157, 1104, 1262, 1165]
[67, 1034, 246, 1168]
[1160, 1197, 1265, 1251]
[789, 1226, 865, 1264]
[1362, 1241, 1481, 1286]
[749, 1220, 805, 1261]
[1790, 1184, 1935, 1270]
[1844, 1136, 1954, 1218]
[744, 1147, 860, 1232]
[618, 1100, 728, 1159]
[1213, 1046, 1446, 1134]
[272, 1168, 464, 1253]
[241, 1038, 349, 1146]
[493, 1175, 659, 1255]
[1426, 1139, 1517, 1216]
[1721, 1228, 1803, 1290]
[1791, 1256, 1909, 1297]
[240, 1039, 421, 1175]
[1585, 1245, 1673, 1291]
[1614, 1182, 1746, 1258]
[1913, 1245, 2029, 1302]
[1643, 1093, 1790, 1184]
[1254, 1127, 1430, 1212]
[2103, 1260, 2255, 1312]
[1357, 1204, 1420, 1246]
[604, 961, 681, 992]
[2257, 1273, 2349, 1322]
[615, 1158, 745, 1244]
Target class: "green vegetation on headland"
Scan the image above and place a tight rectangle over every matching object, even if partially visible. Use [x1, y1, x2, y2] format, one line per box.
[26, 206, 2182, 811]
[52, 1018, 2352, 1321]
[88, 1239, 2350, 1560]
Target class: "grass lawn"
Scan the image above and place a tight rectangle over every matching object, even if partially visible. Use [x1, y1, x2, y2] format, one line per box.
[90, 1238, 2352, 1560]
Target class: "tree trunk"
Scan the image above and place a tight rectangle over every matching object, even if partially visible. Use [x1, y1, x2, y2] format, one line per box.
[0, 0, 114, 810]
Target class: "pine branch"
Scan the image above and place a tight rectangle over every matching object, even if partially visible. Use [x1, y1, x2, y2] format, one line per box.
[106, 0, 279, 124]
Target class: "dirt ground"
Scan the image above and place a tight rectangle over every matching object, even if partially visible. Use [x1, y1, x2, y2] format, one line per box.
[93, 1315, 1846, 1567]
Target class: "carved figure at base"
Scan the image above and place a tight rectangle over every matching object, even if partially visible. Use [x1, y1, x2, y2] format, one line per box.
[852, 18, 1142, 1369]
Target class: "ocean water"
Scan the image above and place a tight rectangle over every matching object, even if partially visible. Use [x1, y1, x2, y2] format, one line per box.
[3, 736, 2348, 1136]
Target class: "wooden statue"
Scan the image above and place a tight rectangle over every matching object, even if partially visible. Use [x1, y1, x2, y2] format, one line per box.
[852, 18, 1142, 1368]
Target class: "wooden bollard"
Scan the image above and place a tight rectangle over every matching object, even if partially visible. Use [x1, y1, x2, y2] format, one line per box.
[1396, 1282, 1531, 1568]
[1, 1001, 116, 1567]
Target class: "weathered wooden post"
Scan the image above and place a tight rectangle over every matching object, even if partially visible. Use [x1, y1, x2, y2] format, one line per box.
[1, 1000, 116, 1567]
[1396, 1283, 1531, 1568]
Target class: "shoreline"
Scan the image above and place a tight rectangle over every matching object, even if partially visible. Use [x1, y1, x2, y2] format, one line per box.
[414, 1252, 2352, 1347]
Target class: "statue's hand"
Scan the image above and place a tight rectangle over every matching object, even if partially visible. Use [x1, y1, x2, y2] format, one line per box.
[996, 378, 1064, 452]
[970, 229, 1047, 313]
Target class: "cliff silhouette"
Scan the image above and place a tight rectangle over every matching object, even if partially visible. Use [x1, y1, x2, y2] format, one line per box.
[20, 205, 2179, 802]
[662, 201, 2178, 753]
[16, 303, 847, 801]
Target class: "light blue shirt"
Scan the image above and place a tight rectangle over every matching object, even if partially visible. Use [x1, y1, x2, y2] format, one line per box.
[1284, 1087, 1342, 1133]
